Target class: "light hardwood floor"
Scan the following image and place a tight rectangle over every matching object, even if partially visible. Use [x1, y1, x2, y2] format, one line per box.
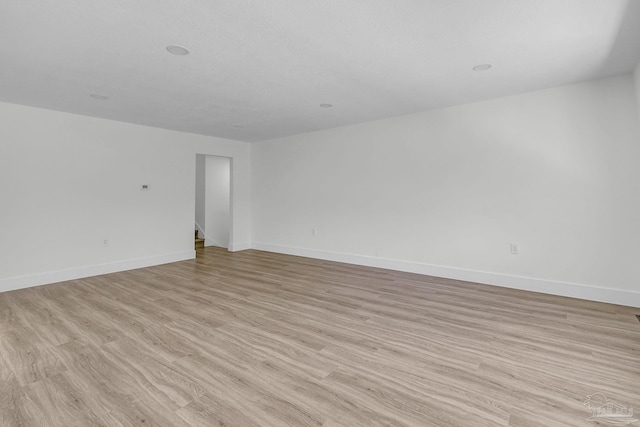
[1, 247, 639, 426]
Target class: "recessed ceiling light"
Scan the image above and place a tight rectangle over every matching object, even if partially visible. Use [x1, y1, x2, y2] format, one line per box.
[319, 104, 333, 108]
[90, 94, 109, 100]
[472, 64, 492, 71]
[166, 45, 190, 56]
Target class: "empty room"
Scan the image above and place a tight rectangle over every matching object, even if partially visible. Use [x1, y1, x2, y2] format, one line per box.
[1, 1, 640, 426]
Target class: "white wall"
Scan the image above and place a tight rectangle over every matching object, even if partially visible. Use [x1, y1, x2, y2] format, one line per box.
[0, 101, 251, 292]
[252, 74, 640, 306]
[635, 61, 640, 124]
[195, 154, 206, 238]
[204, 156, 231, 248]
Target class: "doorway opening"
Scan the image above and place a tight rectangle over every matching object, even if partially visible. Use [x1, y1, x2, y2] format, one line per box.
[195, 154, 232, 254]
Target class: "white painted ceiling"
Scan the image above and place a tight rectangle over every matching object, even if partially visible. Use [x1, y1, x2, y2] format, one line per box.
[1, 0, 640, 142]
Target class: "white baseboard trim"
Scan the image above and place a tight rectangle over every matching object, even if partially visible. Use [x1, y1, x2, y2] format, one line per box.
[252, 243, 640, 308]
[229, 242, 252, 252]
[0, 251, 196, 294]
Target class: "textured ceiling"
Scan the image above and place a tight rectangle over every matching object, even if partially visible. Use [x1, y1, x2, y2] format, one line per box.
[1, 0, 639, 142]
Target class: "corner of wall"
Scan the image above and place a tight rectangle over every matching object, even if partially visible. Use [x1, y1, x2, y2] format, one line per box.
[229, 242, 252, 252]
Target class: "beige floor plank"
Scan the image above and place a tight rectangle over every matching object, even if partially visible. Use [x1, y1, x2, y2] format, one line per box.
[0, 247, 638, 426]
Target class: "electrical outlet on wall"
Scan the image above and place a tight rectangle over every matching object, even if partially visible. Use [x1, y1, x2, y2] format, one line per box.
[510, 243, 520, 254]
[102, 239, 109, 247]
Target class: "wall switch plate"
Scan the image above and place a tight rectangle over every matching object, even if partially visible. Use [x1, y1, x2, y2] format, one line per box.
[510, 243, 520, 254]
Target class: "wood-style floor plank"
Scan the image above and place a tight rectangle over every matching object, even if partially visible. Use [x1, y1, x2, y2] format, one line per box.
[1, 247, 639, 426]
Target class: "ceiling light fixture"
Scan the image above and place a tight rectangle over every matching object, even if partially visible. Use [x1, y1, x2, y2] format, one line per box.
[319, 104, 333, 108]
[166, 45, 190, 56]
[90, 94, 109, 100]
[472, 64, 492, 71]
